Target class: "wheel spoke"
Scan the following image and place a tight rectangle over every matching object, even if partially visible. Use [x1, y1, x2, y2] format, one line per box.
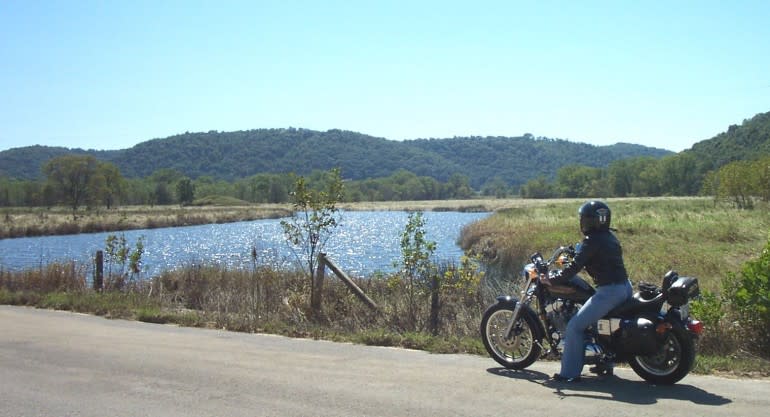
[486, 309, 533, 363]
[636, 333, 681, 376]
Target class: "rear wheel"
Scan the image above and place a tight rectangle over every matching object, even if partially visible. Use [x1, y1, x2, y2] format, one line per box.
[480, 303, 542, 369]
[629, 324, 695, 385]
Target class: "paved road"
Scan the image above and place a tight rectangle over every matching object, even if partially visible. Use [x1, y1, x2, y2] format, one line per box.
[1, 305, 768, 417]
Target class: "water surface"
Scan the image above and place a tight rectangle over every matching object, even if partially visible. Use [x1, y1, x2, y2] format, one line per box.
[0, 211, 488, 277]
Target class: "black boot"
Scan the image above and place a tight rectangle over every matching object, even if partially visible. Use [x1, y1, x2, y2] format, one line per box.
[589, 363, 614, 376]
[551, 373, 583, 383]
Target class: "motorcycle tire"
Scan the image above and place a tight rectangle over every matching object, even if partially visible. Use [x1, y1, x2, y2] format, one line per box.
[629, 323, 695, 385]
[480, 302, 543, 369]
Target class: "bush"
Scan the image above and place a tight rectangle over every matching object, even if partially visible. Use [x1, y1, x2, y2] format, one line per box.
[725, 236, 770, 357]
[690, 290, 740, 355]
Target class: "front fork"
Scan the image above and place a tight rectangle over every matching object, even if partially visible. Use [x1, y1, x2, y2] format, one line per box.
[503, 278, 537, 348]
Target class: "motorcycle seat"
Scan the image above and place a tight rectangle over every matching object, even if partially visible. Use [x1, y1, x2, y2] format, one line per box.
[607, 292, 665, 317]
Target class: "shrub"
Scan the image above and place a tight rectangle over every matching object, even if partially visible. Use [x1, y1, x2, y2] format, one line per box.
[690, 290, 740, 355]
[725, 236, 770, 357]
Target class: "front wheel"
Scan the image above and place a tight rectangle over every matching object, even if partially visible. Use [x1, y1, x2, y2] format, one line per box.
[480, 302, 543, 369]
[629, 324, 695, 385]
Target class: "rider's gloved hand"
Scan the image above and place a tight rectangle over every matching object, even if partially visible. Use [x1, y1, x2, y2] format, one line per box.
[541, 270, 558, 286]
[546, 269, 567, 286]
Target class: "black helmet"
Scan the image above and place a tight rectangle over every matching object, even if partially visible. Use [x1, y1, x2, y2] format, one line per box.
[579, 200, 611, 235]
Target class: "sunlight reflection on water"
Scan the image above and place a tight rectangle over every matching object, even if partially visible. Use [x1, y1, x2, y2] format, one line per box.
[0, 210, 488, 278]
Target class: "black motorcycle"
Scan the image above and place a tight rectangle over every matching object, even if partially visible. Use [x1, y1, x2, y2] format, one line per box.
[480, 246, 703, 385]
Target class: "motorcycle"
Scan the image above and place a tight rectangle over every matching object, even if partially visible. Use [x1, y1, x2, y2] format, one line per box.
[480, 246, 704, 385]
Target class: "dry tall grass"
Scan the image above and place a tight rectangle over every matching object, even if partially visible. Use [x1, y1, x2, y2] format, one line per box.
[0, 205, 292, 238]
[460, 197, 770, 292]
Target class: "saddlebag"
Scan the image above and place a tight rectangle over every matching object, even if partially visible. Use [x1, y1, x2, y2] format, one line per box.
[598, 316, 659, 355]
[666, 276, 700, 307]
[616, 317, 657, 355]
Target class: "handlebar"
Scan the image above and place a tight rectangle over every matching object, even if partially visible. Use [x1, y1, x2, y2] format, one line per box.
[531, 245, 575, 268]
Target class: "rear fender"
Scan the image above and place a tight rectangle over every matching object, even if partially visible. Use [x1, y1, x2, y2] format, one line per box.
[664, 308, 687, 324]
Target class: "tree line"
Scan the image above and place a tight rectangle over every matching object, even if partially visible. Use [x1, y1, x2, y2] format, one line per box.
[1, 152, 768, 210]
[0, 156, 475, 210]
[519, 153, 770, 208]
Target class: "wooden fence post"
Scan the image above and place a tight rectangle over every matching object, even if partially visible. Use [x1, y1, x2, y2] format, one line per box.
[320, 253, 379, 312]
[94, 250, 104, 291]
[312, 253, 326, 316]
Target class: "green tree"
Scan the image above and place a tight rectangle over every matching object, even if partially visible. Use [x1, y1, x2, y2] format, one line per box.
[519, 176, 557, 198]
[716, 160, 755, 209]
[395, 211, 437, 331]
[149, 169, 183, 205]
[607, 159, 634, 197]
[754, 156, 770, 202]
[633, 157, 663, 196]
[0, 177, 39, 206]
[104, 233, 145, 289]
[555, 165, 605, 197]
[42, 155, 100, 216]
[96, 161, 124, 209]
[176, 177, 195, 205]
[281, 168, 344, 283]
[193, 176, 235, 200]
[122, 178, 153, 205]
[481, 176, 510, 198]
[659, 153, 699, 195]
[236, 174, 291, 203]
[153, 182, 173, 205]
[445, 173, 473, 199]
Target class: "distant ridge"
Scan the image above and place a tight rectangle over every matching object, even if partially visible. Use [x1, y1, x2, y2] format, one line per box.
[0, 128, 677, 188]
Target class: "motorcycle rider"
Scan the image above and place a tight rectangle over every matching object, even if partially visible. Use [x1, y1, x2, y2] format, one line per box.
[544, 200, 633, 382]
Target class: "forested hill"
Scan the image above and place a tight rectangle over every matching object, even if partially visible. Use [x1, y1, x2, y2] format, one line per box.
[684, 111, 770, 170]
[1, 129, 672, 188]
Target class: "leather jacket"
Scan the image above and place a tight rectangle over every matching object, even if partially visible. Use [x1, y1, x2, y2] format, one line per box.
[552, 230, 629, 287]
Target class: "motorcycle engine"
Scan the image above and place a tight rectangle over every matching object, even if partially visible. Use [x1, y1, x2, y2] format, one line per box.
[545, 298, 577, 341]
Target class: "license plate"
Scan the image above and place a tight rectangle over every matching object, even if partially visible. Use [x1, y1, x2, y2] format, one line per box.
[597, 318, 621, 336]
[597, 319, 611, 335]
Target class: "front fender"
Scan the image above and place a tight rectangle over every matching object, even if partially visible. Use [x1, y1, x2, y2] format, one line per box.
[491, 296, 545, 340]
[495, 295, 520, 308]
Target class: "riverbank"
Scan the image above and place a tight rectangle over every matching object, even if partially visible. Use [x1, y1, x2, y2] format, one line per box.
[3, 197, 709, 240]
[0, 198, 517, 240]
[0, 205, 293, 239]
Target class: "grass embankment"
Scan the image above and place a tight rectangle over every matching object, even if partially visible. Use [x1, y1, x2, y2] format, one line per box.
[0, 198, 499, 239]
[0, 261, 486, 355]
[0, 204, 293, 239]
[460, 197, 770, 292]
[2, 197, 769, 377]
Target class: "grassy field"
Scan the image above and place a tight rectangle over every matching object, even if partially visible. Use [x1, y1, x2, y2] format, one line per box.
[460, 197, 770, 293]
[2, 197, 769, 377]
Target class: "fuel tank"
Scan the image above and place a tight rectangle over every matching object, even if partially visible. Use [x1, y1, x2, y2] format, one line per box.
[547, 275, 595, 303]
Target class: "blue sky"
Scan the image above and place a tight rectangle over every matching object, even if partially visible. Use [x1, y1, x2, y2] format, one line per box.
[1, 1, 768, 153]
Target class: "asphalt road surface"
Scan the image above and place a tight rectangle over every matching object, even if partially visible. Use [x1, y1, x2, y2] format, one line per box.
[2, 305, 768, 417]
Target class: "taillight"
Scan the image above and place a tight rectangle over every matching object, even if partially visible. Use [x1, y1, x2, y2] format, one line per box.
[687, 319, 704, 335]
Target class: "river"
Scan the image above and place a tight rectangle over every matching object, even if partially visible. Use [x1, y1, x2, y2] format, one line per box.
[0, 211, 488, 277]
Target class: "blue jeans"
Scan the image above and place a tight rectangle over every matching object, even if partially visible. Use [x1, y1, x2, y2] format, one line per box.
[559, 279, 633, 378]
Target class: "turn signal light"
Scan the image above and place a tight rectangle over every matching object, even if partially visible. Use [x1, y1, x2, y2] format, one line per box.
[687, 319, 704, 335]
